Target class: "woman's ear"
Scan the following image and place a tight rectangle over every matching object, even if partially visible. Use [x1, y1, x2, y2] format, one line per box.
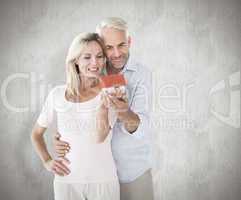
[75, 63, 80, 74]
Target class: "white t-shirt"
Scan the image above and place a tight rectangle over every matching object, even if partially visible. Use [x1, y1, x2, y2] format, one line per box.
[37, 85, 118, 183]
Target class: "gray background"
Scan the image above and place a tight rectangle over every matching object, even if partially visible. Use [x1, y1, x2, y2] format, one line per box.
[0, 0, 240, 199]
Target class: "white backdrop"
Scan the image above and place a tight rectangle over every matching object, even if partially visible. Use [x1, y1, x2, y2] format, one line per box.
[0, 0, 240, 199]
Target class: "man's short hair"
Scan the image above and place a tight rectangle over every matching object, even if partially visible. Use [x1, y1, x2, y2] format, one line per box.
[96, 17, 129, 37]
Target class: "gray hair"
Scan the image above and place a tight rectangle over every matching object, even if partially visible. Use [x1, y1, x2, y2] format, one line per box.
[96, 17, 129, 37]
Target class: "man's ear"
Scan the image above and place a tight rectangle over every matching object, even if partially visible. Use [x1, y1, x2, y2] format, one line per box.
[128, 36, 131, 47]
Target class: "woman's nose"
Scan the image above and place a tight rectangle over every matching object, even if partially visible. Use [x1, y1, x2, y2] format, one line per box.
[90, 57, 97, 65]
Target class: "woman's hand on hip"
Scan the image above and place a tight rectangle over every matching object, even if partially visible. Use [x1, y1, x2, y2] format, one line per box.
[44, 157, 70, 176]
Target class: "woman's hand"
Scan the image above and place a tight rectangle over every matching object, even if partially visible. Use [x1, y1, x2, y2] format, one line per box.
[43, 158, 70, 176]
[100, 91, 110, 109]
[31, 124, 71, 176]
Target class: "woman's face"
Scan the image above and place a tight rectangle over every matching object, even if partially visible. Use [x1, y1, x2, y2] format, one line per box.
[76, 41, 105, 78]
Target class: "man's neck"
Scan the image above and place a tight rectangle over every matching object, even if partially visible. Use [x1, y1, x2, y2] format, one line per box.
[107, 65, 123, 74]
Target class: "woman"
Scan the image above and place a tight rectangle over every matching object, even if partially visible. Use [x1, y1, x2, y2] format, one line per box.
[31, 33, 119, 200]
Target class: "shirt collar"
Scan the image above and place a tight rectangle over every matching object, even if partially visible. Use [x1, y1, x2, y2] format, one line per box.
[121, 55, 138, 73]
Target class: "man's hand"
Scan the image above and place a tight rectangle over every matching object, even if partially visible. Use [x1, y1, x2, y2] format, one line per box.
[53, 133, 71, 158]
[108, 88, 129, 113]
[44, 157, 70, 176]
[107, 87, 140, 133]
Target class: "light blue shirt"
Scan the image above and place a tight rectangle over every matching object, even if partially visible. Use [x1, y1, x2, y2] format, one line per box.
[111, 56, 153, 183]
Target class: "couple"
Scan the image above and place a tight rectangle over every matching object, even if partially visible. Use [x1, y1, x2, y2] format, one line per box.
[31, 17, 153, 200]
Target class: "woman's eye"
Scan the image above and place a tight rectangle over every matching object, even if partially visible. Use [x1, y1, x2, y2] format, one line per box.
[84, 57, 91, 59]
[106, 46, 112, 50]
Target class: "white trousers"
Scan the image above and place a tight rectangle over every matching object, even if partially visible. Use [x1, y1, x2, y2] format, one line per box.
[54, 180, 120, 200]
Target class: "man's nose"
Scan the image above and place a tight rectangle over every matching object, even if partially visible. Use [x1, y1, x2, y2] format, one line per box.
[113, 47, 121, 57]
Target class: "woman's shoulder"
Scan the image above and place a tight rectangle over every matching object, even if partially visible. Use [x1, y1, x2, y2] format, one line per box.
[47, 84, 66, 99]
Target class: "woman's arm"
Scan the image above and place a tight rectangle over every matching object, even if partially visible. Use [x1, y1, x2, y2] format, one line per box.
[95, 103, 111, 143]
[94, 93, 111, 143]
[31, 123, 70, 176]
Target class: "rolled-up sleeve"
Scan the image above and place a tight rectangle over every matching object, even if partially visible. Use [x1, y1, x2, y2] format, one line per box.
[121, 68, 152, 139]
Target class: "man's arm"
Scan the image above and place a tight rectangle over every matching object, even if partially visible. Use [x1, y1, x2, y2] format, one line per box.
[108, 95, 140, 133]
[128, 68, 152, 138]
[109, 68, 152, 137]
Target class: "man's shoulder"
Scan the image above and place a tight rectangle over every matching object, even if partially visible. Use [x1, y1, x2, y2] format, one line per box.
[127, 58, 151, 76]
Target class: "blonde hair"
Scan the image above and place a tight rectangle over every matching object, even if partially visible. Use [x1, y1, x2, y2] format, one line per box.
[65, 32, 106, 96]
[96, 17, 129, 37]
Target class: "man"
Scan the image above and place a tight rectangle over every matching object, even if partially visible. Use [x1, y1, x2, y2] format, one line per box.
[54, 17, 154, 200]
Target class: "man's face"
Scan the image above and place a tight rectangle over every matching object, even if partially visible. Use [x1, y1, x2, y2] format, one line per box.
[101, 27, 131, 71]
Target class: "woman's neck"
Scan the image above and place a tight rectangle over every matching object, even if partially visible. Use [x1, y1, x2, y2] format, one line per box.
[66, 77, 100, 103]
[79, 76, 99, 92]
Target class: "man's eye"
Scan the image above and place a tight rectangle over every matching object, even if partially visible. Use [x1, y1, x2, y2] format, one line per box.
[97, 55, 104, 58]
[106, 46, 112, 50]
[84, 57, 91, 59]
[119, 43, 127, 47]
